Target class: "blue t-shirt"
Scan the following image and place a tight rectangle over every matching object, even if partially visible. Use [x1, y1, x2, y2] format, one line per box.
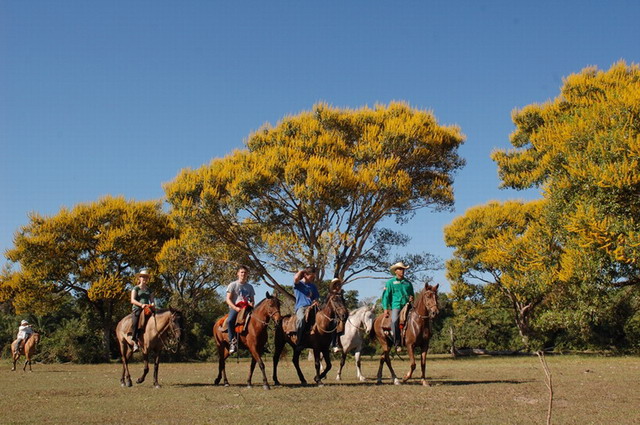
[294, 280, 320, 311]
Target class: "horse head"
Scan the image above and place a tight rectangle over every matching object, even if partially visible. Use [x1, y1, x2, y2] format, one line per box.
[418, 283, 440, 320]
[327, 288, 349, 323]
[363, 306, 376, 334]
[32, 333, 41, 345]
[167, 308, 184, 344]
[263, 292, 282, 323]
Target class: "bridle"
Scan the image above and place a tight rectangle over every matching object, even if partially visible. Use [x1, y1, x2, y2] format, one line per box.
[315, 293, 347, 334]
[154, 311, 181, 353]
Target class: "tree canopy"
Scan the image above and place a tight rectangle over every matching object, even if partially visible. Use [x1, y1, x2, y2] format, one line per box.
[165, 102, 464, 296]
[3, 196, 174, 358]
[444, 200, 560, 348]
[492, 61, 640, 287]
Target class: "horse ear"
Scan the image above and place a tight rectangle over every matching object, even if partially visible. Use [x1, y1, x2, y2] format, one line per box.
[434, 283, 440, 291]
[266, 291, 272, 299]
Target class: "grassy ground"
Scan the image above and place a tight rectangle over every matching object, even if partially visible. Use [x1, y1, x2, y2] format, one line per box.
[2, 353, 639, 424]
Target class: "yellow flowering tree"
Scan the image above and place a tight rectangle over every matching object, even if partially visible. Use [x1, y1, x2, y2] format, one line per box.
[166, 102, 464, 296]
[4, 196, 173, 358]
[444, 200, 560, 348]
[493, 61, 640, 288]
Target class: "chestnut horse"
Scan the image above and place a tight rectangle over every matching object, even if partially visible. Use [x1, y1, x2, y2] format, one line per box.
[373, 283, 439, 386]
[273, 285, 349, 386]
[213, 292, 282, 389]
[11, 333, 40, 372]
[115, 308, 182, 388]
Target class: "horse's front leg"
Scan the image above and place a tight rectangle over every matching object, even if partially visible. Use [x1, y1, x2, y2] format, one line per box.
[403, 343, 416, 383]
[152, 351, 161, 388]
[11, 351, 18, 372]
[214, 346, 229, 386]
[420, 347, 430, 386]
[137, 351, 149, 384]
[383, 349, 400, 385]
[292, 346, 307, 386]
[336, 351, 347, 381]
[247, 345, 269, 390]
[355, 350, 366, 382]
[22, 358, 29, 372]
[271, 336, 284, 386]
[318, 348, 332, 383]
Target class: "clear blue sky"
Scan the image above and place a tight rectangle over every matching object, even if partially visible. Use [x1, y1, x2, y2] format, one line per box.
[2, 1, 639, 302]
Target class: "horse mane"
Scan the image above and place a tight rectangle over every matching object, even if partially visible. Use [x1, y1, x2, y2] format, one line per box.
[349, 305, 372, 315]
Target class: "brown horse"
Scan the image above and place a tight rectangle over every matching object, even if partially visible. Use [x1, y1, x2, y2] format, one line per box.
[373, 283, 439, 386]
[213, 292, 282, 389]
[273, 286, 349, 386]
[115, 308, 182, 388]
[11, 333, 40, 372]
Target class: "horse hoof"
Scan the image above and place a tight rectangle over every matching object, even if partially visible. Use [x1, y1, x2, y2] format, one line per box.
[127, 381, 133, 387]
[393, 378, 402, 385]
[154, 384, 161, 389]
[336, 375, 341, 381]
[136, 379, 143, 384]
[422, 380, 430, 387]
[224, 383, 230, 387]
[359, 377, 366, 382]
[247, 384, 252, 389]
[376, 380, 382, 385]
[263, 384, 270, 390]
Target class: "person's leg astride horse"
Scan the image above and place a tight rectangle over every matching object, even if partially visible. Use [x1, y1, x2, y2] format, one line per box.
[390, 308, 401, 350]
[295, 306, 308, 350]
[227, 307, 239, 354]
[131, 309, 142, 352]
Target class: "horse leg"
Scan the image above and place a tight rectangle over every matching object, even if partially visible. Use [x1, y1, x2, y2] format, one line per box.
[214, 346, 229, 386]
[120, 343, 133, 387]
[247, 345, 269, 390]
[12, 350, 18, 371]
[384, 349, 400, 385]
[420, 349, 430, 386]
[22, 358, 28, 372]
[137, 352, 149, 384]
[336, 351, 347, 381]
[355, 350, 366, 382]
[292, 346, 307, 386]
[153, 352, 161, 388]
[318, 348, 332, 383]
[403, 343, 416, 383]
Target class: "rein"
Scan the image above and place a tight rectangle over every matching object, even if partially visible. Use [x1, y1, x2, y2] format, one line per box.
[314, 295, 345, 334]
[153, 313, 181, 353]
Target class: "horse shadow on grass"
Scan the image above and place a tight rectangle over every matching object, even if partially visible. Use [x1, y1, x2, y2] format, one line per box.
[173, 378, 532, 389]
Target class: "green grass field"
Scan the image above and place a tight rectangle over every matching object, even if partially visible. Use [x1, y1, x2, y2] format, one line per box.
[2, 354, 639, 424]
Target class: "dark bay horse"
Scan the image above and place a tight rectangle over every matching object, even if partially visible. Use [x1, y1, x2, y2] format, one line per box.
[115, 308, 182, 388]
[373, 283, 439, 386]
[213, 292, 282, 389]
[273, 285, 349, 386]
[12, 333, 40, 372]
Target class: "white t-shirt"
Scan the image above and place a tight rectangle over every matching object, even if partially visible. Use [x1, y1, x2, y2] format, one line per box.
[17, 325, 33, 339]
[226, 280, 255, 305]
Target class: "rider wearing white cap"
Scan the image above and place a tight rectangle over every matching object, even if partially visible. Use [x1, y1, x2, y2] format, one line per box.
[15, 320, 34, 353]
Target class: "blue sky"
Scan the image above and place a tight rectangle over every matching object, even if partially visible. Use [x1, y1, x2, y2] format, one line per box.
[2, 1, 639, 302]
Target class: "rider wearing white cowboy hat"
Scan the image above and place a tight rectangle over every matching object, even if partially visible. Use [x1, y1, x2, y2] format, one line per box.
[130, 268, 155, 352]
[381, 262, 414, 349]
[15, 320, 34, 352]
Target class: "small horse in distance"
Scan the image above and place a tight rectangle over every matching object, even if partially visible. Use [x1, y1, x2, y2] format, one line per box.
[273, 282, 349, 386]
[115, 308, 182, 388]
[213, 292, 282, 389]
[373, 283, 439, 386]
[12, 333, 40, 372]
[336, 305, 375, 382]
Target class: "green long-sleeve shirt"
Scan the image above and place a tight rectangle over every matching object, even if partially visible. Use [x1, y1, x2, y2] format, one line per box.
[381, 277, 414, 310]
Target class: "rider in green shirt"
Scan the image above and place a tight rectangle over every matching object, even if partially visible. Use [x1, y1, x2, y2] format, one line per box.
[381, 262, 414, 347]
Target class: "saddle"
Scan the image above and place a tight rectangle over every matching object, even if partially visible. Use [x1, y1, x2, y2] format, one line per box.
[381, 303, 412, 341]
[219, 307, 252, 335]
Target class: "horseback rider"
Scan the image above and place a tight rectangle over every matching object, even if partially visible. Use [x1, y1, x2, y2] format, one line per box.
[15, 319, 33, 353]
[381, 262, 414, 350]
[225, 265, 255, 354]
[330, 277, 346, 353]
[130, 269, 155, 352]
[294, 266, 320, 348]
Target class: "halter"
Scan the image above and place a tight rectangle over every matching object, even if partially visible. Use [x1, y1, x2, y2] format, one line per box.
[314, 294, 346, 334]
[346, 309, 373, 332]
[248, 301, 280, 327]
[153, 311, 181, 353]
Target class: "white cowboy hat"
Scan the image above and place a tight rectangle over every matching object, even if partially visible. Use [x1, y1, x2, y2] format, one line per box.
[136, 269, 151, 277]
[390, 262, 410, 273]
[330, 278, 342, 284]
[20, 320, 29, 326]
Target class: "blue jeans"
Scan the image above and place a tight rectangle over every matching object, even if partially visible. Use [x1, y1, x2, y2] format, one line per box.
[390, 308, 400, 345]
[227, 308, 239, 341]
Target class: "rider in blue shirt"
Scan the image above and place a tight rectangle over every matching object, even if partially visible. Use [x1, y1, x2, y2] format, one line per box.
[294, 266, 320, 348]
